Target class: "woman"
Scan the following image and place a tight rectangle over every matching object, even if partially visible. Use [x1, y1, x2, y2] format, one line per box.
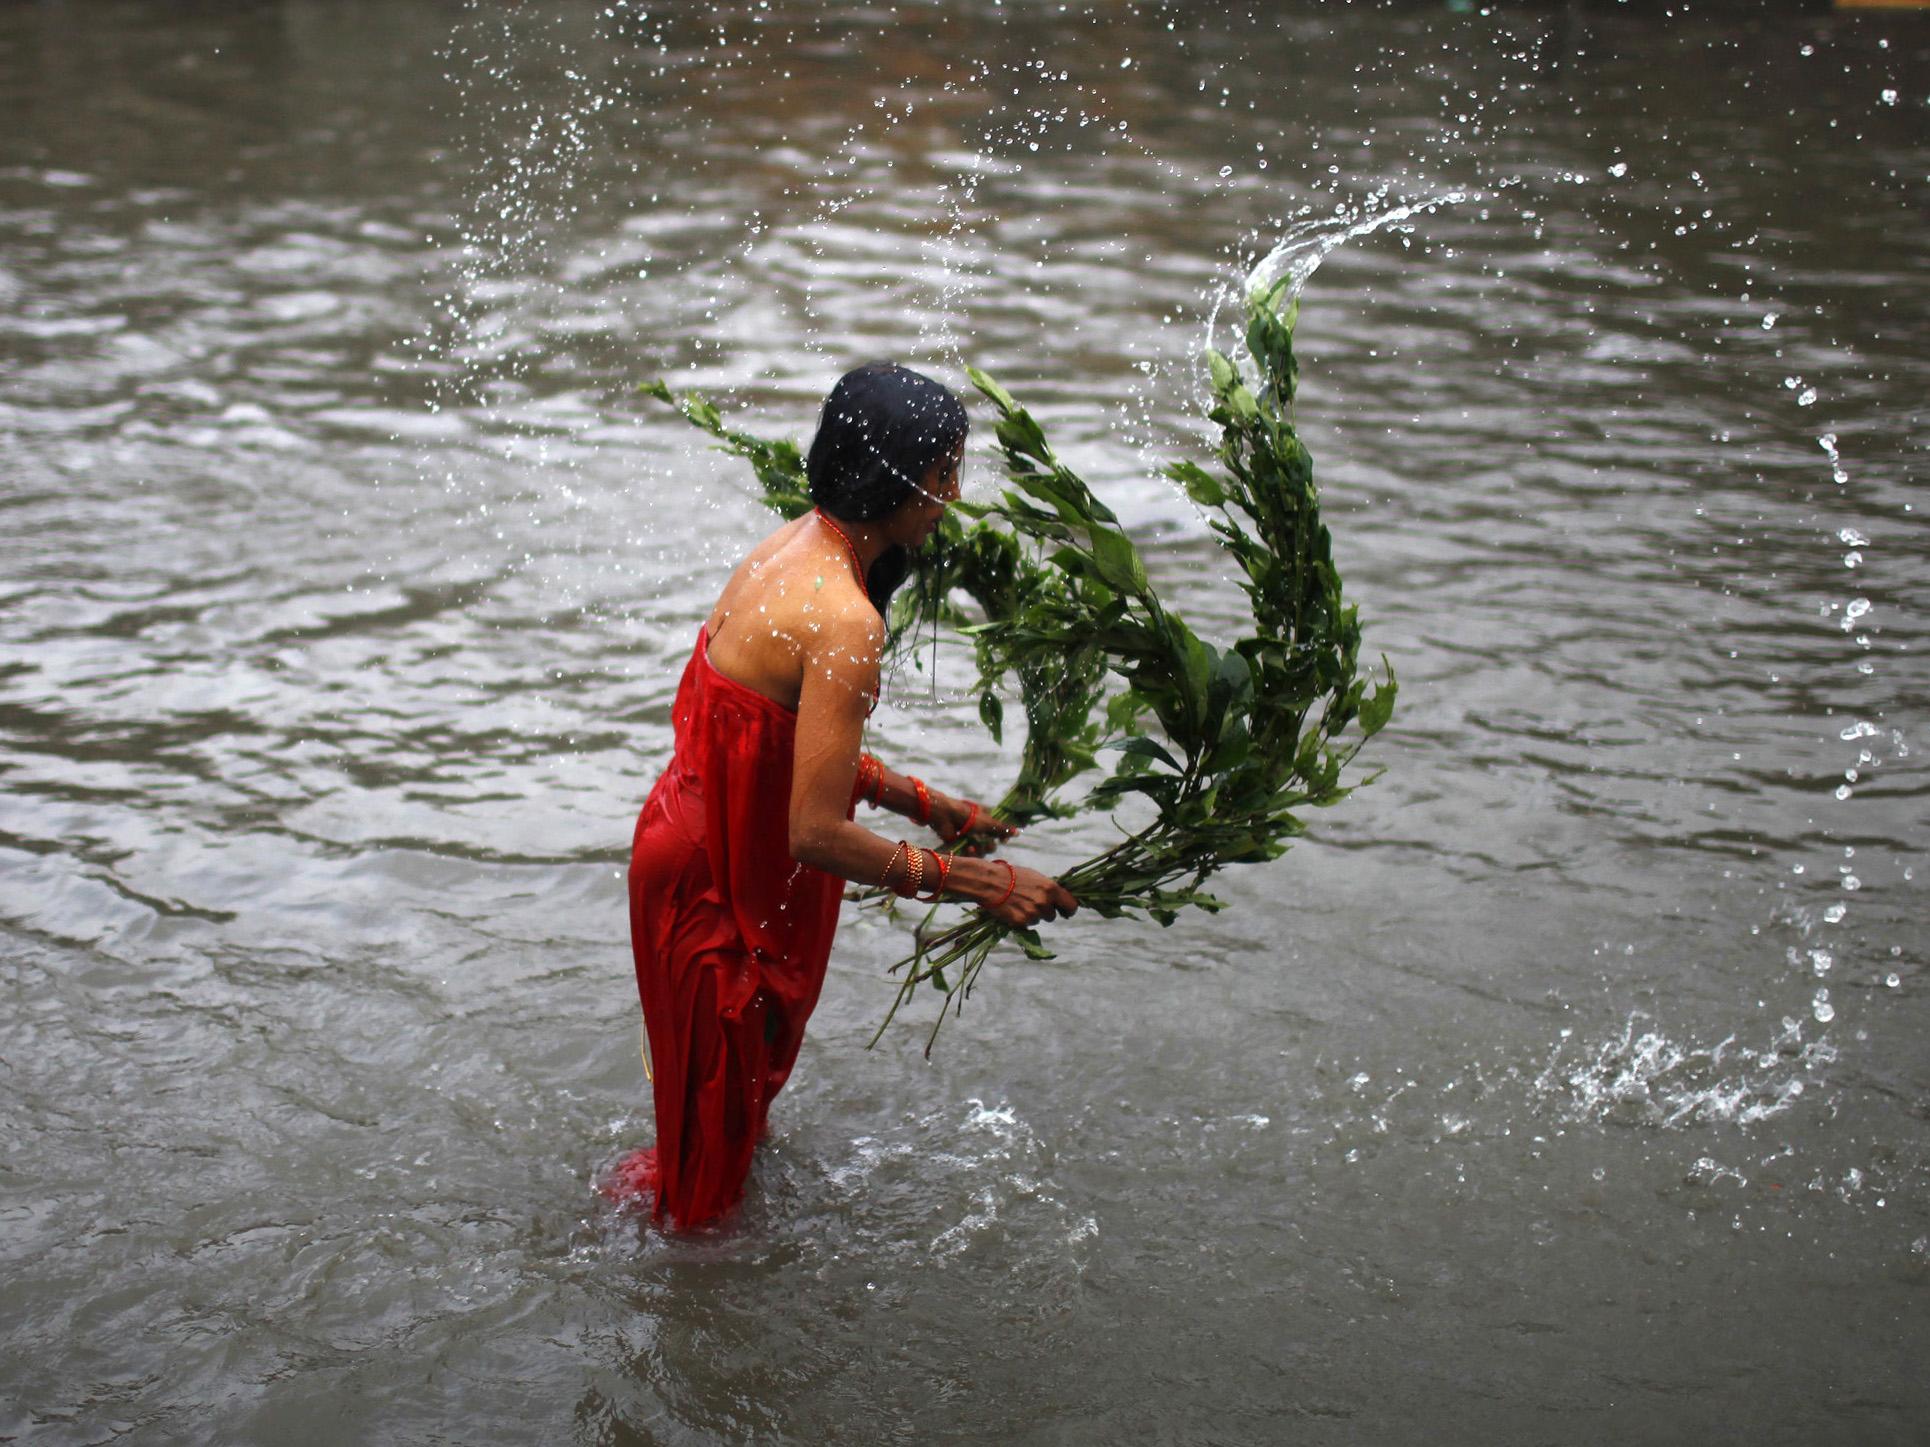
[615, 361, 1080, 1230]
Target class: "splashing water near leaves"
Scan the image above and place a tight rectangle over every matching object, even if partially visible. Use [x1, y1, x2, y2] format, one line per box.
[1206, 191, 1473, 367]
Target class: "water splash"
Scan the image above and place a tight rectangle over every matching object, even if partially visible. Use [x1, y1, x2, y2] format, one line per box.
[811, 1098, 1092, 1266]
[1205, 190, 1472, 364]
[1534, 1013, 1836, 1131]
[1249, 191, 1472, 301]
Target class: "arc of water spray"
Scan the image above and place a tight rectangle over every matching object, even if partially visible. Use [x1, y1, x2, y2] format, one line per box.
[1207, 190, 1473, 363]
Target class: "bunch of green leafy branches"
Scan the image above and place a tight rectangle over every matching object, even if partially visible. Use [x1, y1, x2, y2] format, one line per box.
[642, 278, 1395, 1052]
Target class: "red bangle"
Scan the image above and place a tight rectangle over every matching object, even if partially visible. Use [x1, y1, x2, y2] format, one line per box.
[866, 754, 885, 807]
[922, 848, 950, 901]
[946, 800, 980, 844]
[991, 860, 1017, 910]
[911, 776, 931, 826]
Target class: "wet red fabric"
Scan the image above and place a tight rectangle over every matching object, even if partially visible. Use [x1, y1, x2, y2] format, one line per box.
[621, 625, 845, 1228]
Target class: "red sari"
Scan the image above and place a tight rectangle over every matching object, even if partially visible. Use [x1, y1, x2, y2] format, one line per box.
[616, 624, 846, 1228]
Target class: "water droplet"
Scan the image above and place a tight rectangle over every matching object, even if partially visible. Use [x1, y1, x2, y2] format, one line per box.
[1218, 165, 1232, 178]
[1797, 388, 1818, 407]
[1812, 989, 1834, 1024]
[1824, 903, 1847, 924]
[1880, 88, 1898, 106]
[1761, 312, 1778, 330]
[1885, 973, 1900, 989]
[1608, 161, 1628, 178]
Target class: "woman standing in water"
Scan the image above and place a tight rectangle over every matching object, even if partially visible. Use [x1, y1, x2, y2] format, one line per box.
[615, 362, 1079, 1229]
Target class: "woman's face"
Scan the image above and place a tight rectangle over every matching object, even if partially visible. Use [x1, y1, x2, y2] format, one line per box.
[892, 441, 963, 546]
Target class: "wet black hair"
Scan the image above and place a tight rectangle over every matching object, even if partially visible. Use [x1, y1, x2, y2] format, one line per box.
[806, 361, 968, 609]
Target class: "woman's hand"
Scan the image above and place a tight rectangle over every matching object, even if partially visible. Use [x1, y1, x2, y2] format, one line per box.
[930, 793, 1017, 856]
[981, 864, 1079, 929]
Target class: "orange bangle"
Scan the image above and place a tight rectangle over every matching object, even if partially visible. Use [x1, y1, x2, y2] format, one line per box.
[946, 800, 980, 843]
[911, 776, 931, 826]
[904, 844, 925, 899]
[992, 860, 1017, 910]
[865, 754, 885, 806]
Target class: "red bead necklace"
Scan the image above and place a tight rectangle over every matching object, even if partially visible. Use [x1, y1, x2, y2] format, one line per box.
[814, 509, 868, 594]
[815, 509, 881, 719]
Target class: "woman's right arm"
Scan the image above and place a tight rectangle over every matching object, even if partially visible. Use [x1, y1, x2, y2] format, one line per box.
[787, 611, 1076, 928]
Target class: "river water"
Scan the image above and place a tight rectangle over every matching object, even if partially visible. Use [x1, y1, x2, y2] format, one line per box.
[2, 2, 1925, 1442]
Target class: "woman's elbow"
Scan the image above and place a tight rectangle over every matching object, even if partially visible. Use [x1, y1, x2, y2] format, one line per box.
[789, 819, 837, 870]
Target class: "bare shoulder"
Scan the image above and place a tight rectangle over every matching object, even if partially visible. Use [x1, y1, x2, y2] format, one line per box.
[796, 598, 883, 716]
[807, 599, 884, 668]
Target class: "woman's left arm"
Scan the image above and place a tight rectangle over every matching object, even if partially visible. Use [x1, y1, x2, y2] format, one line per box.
[787, 611, 1015, 878]
[786, 611, 1076, 924]
[786, 611, 914, 886]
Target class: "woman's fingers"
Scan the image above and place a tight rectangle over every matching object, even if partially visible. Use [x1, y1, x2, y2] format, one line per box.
[981, 866, 1079, 928]
[947, 799, 1014, 837]
[944, 804, 1015, 858]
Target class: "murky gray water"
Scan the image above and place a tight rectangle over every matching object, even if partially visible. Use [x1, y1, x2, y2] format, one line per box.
[4, 2, 1926, 1441]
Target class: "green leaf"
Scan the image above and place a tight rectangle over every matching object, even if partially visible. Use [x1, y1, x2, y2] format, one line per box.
[1175, 624, 1213, 720]
[1017, 471, 1089, 528]
[979, 689, 1005, 744]
[967, 366, 1018, 415]
[1358, 656, 1397, 737]
[1089, 527, 1148, 596]
[1105, 688, 1148, 732]
[1207, 349, 1238, 395]
[1014, 928, 1056, 962]
[1167, 461, 1226, 508]
[1111, 735, 1182, 771]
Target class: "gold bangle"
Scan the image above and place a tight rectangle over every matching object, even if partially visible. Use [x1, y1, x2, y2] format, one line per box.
[879, 840, 907, 891]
